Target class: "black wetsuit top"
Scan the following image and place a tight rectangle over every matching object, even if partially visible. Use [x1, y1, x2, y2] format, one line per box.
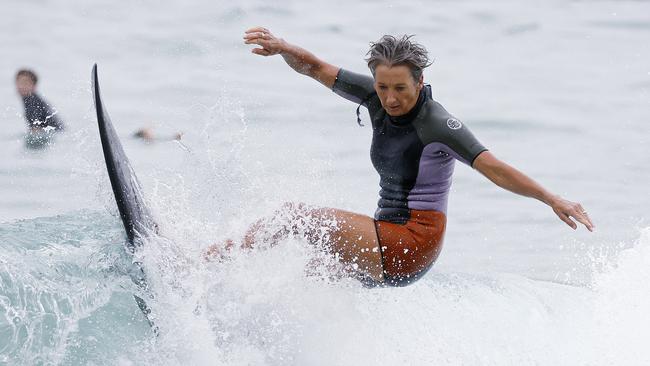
[21, 93, 64, 131]
[332, 69, 487, 223]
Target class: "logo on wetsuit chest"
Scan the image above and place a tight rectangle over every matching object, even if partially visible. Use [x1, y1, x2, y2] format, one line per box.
[446, 118, 462, 130]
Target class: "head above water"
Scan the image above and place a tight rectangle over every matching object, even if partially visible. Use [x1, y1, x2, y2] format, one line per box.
[366, 35, 432, 117]
[15, 69, 38, 97]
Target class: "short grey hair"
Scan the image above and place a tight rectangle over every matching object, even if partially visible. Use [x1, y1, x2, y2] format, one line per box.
[365, 35, 432, 82]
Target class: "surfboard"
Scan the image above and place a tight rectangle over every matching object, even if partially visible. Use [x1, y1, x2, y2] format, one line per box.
[91, 64, 158, 332]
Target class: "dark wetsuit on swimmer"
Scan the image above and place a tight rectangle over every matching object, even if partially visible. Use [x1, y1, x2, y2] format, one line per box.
[21, 93, 64, 131]
[332, 69, 487, 286]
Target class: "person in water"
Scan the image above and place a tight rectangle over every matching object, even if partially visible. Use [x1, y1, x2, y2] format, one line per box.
[207, 27, 594, 287]
[132, 127, 183, 143]
[15, 69, 65, 132]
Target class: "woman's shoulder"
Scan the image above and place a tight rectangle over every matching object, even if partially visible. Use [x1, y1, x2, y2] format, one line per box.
[419, 98, 454, 126]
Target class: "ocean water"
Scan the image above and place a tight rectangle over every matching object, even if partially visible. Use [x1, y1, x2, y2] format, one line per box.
[1, 0, 649, 364]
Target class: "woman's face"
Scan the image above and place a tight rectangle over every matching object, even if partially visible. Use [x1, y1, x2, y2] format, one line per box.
[373, 64, 423, 117]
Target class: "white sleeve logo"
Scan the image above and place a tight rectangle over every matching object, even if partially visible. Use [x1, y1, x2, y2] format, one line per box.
[446, 118, 462, 130]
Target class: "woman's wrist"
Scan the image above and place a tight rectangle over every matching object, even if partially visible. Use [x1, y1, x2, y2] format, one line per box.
[543, 193, 562, 207]
[278, 39, 292, 56]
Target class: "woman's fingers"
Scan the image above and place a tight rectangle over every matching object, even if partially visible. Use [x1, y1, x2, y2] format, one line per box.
[244, 37, 267, 45]
[245, 26, 270, 34]
[245, 40, 283, 56]
[252, 48, 271, 56]
[571, 209, 595, 232]
[586, 214, 594, 230]
[557, 212, 577, 230]
[245, 38, 273, 52]
[553, 200, 595, 231]
[567, 202, 594, 231]
[243, 32, 270, 41]
[244, 26, 282, 56]
[246, 38, 274, 56]
[244, 26, 274, 41]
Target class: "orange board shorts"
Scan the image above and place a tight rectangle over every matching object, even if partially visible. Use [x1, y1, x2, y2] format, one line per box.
[374, 209, 447, 287]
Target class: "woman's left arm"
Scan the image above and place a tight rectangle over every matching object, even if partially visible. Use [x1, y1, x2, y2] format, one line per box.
[472, 151, 594, 231]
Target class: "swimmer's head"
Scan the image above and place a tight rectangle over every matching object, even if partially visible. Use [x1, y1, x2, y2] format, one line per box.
[365, 35, 432, 116]
[15, 69, 38, 97]
[133, 128, 154, 142]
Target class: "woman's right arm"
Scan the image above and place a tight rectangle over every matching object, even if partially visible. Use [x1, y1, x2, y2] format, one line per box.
[243, 26, 340, 88]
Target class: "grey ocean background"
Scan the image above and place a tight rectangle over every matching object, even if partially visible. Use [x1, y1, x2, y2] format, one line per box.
[1, 0, 649, 364]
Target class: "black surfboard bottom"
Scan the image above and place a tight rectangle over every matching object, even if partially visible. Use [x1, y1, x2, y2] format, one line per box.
[92, 64, 158, 334]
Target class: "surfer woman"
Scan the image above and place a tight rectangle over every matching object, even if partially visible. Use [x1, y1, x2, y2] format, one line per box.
[208, 27, 594, 287]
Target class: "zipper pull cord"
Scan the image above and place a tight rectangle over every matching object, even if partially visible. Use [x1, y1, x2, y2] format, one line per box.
[355, 92, 376, 127]
[356, 103, 364, 127]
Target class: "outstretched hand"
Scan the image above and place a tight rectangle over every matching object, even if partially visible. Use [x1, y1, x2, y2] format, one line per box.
[550, 197, 594, 231]
[244, 27, 285, 56]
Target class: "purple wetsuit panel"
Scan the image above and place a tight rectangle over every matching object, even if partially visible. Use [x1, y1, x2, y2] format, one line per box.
[406, 143, 456, 213]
